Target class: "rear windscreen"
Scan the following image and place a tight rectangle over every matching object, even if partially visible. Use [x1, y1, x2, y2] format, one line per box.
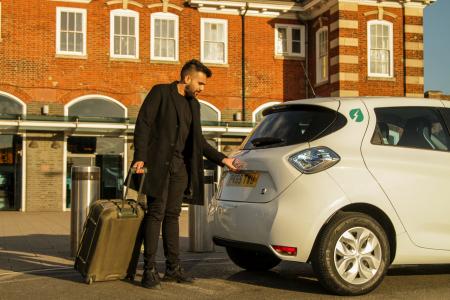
[241, 104, 344, 150]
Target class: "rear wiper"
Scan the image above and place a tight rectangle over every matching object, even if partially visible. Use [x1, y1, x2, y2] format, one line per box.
[250, 137, 285, 147]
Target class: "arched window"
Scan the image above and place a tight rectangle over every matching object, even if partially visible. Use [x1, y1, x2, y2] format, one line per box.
[252, 102, 281, 123]
[199, 100, 221, 122]
[66, 96, 127, 118]
[0, 92, 26, 115]
[316, 26, 329, 84]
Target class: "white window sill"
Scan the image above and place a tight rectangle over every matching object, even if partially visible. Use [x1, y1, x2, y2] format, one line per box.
[109, 57, 141, 63]
[274, 55, 305, 61]
[367, 76, 396, 82]
[150, 60, 180, 65]
[55, 53, 87, 59]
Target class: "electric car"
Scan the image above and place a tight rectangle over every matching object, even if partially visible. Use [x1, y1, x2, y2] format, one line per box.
[210, 97, 450, 295]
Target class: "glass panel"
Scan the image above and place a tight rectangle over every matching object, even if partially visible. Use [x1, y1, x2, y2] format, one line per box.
[114, 36, 120, 54]
[154, 38, 161, 57]
[114, 16, 120, 34]
[75, 33, 83, 52]
[129, 37, 136, 56]
[75, 13, 82, 32]
[0, 135, 20, 211]
[68, 32, 75, 51]
[120, 36, 127, 55]
[61, 12, 68, 31]
[129, 17, 135, 36]
[122, 17, 128, 35]
[161, 20, 168, 38]
[292, 41, 300, 54]
[292, 28, 300, 41]
[68, 12, 75, 31]
[155, 19, 161, 38]
[277, 28, 287, 54]
[382, 24, 389, 36]
[200, 103, 219, 121]
[60, 32, 67, 51]
[0, 97, 23, 115]
[217, 23, 224, 42]
[169, 20, 175, 38]
[204, 23, 211, 41]
[68, 98, 126, 118]
[161, 39, 167, 57]
[167, 39, 175, 58]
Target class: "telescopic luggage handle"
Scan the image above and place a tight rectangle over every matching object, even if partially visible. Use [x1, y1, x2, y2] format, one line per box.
[123, 167, 147, 210]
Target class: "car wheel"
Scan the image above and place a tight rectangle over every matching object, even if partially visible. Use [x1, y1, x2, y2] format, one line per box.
[312, 212, 390, 296]
[226, 247, 281, 271]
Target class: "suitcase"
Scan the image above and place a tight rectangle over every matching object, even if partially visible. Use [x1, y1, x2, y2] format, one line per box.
[74, 167, 146, 284]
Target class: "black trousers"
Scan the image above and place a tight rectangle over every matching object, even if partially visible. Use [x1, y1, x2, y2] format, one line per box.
[143, 157, 188, 269]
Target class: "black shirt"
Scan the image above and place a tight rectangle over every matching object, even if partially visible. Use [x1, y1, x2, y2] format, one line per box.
[173, 88, 193, 161]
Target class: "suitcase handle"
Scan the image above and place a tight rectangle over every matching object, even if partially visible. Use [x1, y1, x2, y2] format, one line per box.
[123, 167, 147, 211]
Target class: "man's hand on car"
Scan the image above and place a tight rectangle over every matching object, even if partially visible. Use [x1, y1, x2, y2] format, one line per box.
[133, 161, 145, 174]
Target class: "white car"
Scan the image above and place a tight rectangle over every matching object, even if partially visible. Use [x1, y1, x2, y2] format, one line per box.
[211, 97, 450, 296]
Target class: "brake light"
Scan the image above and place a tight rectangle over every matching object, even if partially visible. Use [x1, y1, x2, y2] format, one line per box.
[288, 146, 340, 174]
[272, 245, 297, 256]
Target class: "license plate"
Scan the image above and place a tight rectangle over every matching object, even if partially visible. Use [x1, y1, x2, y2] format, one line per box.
[226, 172, 260, 187]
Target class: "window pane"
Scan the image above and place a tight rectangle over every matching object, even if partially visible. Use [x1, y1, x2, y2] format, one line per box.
[129, 17, 135, 36]
[161, 39, 167, 57]
[122, 17, 128, 35]
[292, 41, 301, 54]
[204, 23, 211, 41]
[217, 23, 224, 42]
[76, 13, 82, 32]
[68, 12, 75, 31]
[129, 37, 136, 55]
[168, 20, 175, 38]
[75, 33, 83, 52]
[68, 32, 75, 51]
[155, 19, 161, 38]
[60, 32, 67, 51]
[120, 36, 127, 55]
[167, 39, 175, 58]
[211, 23, 218, 41]
[277, 28, 287, 54]
[382, 24, 389, 36]
[161, 20, 168, 38]
[114, 16, 120, 34]
[370, 24, 376, 36]
[154, 38, 161, 57]
[114, 36, 120, 54]
[61, 12, 68, 31]
[373, 107, 450, 150]
[292, 28, 300, 41]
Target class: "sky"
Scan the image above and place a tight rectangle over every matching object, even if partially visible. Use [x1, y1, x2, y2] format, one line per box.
[424, 0, 450, 94]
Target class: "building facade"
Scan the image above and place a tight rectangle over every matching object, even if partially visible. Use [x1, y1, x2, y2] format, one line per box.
[0, 0, 434, 211]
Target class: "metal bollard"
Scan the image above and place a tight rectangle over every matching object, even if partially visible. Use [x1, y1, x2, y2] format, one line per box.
[189, 169, 215, 252]
[70, 166, 100, 257]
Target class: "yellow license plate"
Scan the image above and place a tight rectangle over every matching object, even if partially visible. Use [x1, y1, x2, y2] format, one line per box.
[226, 172, 260, 187]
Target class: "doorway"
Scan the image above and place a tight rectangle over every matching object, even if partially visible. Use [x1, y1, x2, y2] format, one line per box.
[0, 135, 23, 211]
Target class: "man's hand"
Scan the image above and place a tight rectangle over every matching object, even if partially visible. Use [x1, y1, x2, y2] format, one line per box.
[133, 161, 145, 174]
[221, 157, 243, 172]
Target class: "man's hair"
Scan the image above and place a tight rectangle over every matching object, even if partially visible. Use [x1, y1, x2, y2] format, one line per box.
[180, 59, 212, 81]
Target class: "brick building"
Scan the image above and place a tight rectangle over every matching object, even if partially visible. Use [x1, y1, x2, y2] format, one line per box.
[0, 0, 434, 211]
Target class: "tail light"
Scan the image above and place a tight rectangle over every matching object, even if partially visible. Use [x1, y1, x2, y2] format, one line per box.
[288, 146, 340, 174]
[272, 245, 297, 256]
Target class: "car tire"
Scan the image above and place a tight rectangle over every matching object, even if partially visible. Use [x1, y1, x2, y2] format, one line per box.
[312, 212, 390, 296]
[226, 247, 281, 271]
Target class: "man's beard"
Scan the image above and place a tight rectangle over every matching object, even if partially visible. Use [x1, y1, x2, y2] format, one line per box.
[184, 86, 196, 99]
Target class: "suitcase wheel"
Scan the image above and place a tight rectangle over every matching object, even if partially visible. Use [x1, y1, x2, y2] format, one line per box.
[85, 276, 93, 285]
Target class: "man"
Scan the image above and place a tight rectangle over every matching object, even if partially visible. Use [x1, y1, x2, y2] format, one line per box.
[132, 59, 240, 289]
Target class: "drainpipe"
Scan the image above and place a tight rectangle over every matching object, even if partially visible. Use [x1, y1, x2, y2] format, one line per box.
[241, 4, 249, 121]
[305, 22, 309, 98]
[402, 3, 407, 96]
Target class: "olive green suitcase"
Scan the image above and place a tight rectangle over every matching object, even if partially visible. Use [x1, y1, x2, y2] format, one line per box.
[74, 167, 146, 284]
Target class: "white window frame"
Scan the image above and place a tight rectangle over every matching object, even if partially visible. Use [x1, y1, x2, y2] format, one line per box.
[274, 24, 305, 58]
[200, 18, 228, 65]
[367, 20, 394, 78]
[110, 9, 139, 59]
[316, 27, 328, 84]
[56, 7, 87, 56]
[150, 12, 179, 62]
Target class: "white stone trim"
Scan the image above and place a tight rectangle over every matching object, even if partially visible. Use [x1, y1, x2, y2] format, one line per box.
[406, 93, 424, 98]
[405, 24, 423, 34]
[405, 59, 423, 68]
[330, 55, 359, 66]
[330, 37, 359, 49]
[331, 90, 360, 97]
[404, 6, 424, 17]
[106, 0, 144, 8]
[406, 76, 424, 85]
[330, 72, 359, 84]
[405, 41, 423, 51]
[330, 20, 358, 32]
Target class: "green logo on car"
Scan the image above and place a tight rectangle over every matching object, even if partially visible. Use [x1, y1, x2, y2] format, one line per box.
[349, 108, 364, 122]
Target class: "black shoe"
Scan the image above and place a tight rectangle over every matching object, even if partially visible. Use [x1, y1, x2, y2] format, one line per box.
[163, 265, 194, 283]
[141, 267, 162, 289]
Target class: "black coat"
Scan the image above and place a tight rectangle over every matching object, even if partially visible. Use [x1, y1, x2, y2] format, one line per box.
[130, 82, 226, 205]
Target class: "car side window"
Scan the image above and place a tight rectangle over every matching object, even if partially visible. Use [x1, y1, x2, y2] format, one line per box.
[371, 107, 450, 151]
[441, 108, 450, 134]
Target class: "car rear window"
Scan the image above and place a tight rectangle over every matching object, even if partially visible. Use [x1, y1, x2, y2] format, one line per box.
[241, 104, 345, 150]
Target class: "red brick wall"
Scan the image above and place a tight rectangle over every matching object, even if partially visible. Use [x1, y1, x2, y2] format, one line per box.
[0, 0, 306, 120]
